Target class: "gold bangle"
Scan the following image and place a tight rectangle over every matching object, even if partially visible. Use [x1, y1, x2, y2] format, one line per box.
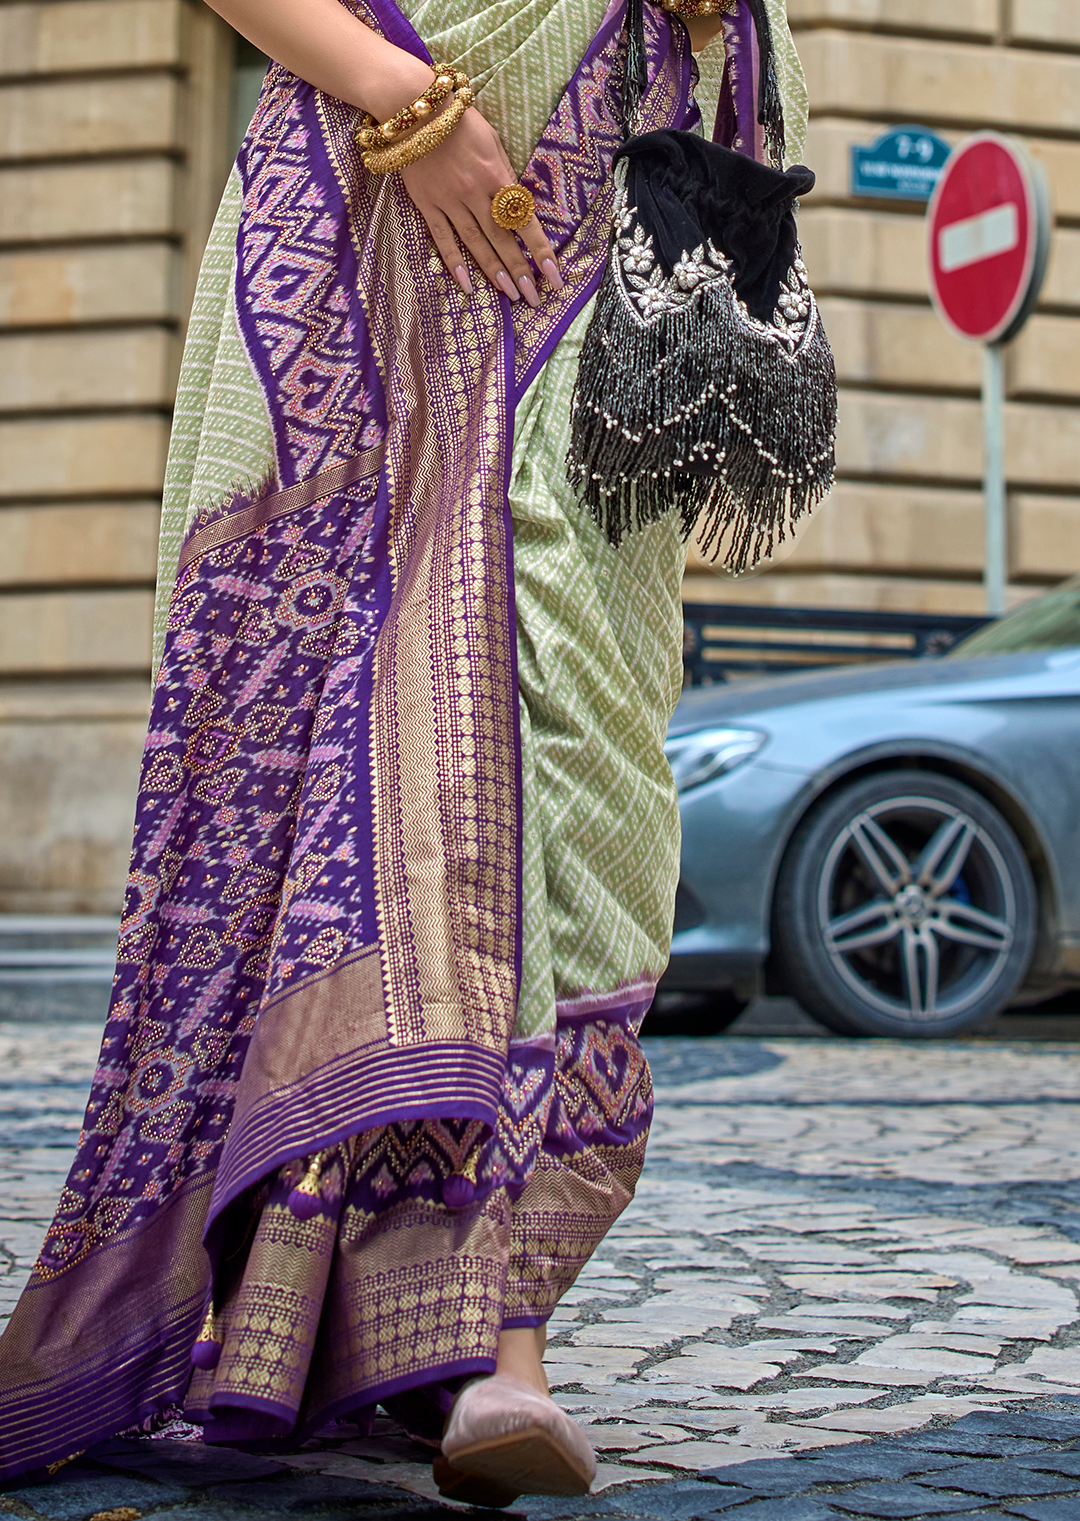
[362, 87, 473, 175]
[355, 64, 465, 151]
[658, 0, 736, 15]
[490, 184, 536, 233]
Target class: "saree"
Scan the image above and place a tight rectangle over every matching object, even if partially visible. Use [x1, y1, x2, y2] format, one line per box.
[0, 0, 805, 1476]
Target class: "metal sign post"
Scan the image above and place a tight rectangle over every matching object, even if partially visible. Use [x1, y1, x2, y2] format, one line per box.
[927, 133, 1052, 617]
[982, 344, 1007, 616]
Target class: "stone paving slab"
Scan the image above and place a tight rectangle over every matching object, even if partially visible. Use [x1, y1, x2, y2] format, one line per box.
[7, 1030, 1080, 1519]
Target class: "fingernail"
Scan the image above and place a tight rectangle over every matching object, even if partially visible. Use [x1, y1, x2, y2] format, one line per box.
[541, 258, 564, 291]
[518, 274, 540, 308]
[495, 270, 521, 302]
[453, 264, 473, 296]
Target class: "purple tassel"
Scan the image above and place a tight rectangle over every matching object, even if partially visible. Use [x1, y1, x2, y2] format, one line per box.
[442, 1173, 477, 1210]
[288, 1186, 323, 1220]
[191, 1337, 222, 1370]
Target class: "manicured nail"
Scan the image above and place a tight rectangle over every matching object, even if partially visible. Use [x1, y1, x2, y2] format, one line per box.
[518, 274, 540, 308]
[453, 264, 473, 296]
[495, 270, 521, 302]
[541, 258, 564, 291]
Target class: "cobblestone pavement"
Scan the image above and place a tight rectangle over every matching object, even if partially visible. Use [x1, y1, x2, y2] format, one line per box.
[5, 1023, 1080, 1521]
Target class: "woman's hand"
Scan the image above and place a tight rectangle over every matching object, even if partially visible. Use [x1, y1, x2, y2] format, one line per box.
[200, 0, 560, 304]
[400, 106, 563, 307]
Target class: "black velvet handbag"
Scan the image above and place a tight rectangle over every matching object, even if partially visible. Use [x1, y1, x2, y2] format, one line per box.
[568, 0, 837, 574]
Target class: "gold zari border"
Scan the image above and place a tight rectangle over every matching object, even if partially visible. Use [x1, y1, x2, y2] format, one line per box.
[177, 444, 386, 574]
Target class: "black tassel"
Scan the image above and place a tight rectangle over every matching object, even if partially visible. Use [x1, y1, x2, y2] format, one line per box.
[746, 0, 786, 166]
[623, 0, 649, 132]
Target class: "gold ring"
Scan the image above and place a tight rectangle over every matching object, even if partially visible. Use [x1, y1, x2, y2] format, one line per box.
[491, 184, 536, 233]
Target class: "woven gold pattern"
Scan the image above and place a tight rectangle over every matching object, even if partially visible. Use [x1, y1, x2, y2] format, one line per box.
[658, 0, 735, 15]
[317, 88, 519, 1057]
[188, 1169, 348, 1423]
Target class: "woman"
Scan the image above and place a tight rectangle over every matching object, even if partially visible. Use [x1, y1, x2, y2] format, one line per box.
[0, 0, 806, 1498]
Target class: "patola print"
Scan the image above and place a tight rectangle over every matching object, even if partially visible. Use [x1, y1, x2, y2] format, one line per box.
[0, 0, 703, 1473]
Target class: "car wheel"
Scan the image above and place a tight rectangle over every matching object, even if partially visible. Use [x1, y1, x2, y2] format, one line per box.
[773, 769, 1037, 1038]
[643, 990, 748, 1036]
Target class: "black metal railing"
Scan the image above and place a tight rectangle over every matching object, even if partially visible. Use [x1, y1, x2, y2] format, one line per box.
[683, 603, 992, 687]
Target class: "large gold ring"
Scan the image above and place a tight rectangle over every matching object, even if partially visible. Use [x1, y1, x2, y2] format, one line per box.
[491, 184, 536, 233]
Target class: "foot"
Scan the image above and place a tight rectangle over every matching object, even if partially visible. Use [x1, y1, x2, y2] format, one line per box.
[437, 1370, 595, 1504]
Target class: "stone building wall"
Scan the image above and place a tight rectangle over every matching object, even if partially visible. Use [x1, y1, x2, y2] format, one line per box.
[686, 0, 1080, 612]
[0, 0, 233, 910]
[2, 0, 1080, 909]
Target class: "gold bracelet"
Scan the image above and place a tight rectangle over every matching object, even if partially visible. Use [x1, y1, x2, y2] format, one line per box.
[355, 64, 467, 151]
[658, 0, 736, 16]
[362, 87, 473, 175]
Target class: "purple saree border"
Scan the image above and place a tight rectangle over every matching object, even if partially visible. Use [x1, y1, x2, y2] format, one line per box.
[0, 1178, 214, 1477]
[312, 1358, 495, 1433]
[201, 1393, 295, 1443]
[501, 278, 525, 1003]
[0, 1305, 202, 1477]
[556, 979, 657, 1022]
[511, 0, 626, 402]
[336, 0, 526, 1018]
[211, 1041, 506, 1218]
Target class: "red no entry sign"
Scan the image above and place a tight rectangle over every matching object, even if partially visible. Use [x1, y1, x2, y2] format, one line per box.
[927, 132, 1050, 345]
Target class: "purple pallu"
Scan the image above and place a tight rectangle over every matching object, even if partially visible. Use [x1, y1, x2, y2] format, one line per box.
[0, 0, 697, 1478]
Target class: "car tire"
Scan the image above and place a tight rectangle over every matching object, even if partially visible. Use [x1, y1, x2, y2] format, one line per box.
[643, 990, 748, 1037]
[773, 769, 1037, 1038]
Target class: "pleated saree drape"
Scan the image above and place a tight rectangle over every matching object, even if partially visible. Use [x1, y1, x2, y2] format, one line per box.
[0, 0, 805, 1476]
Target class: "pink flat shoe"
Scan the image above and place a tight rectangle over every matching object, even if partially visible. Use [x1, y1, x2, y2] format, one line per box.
[437, 1374, 596, 1505]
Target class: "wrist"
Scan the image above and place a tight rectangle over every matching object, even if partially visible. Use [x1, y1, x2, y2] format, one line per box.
[357, 49, 441, 124]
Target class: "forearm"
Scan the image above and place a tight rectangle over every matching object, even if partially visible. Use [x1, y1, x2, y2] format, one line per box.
[202, 0, 433, 121]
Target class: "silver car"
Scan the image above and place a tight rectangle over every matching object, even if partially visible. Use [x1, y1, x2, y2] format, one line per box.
[662, 577, 1080, 1037]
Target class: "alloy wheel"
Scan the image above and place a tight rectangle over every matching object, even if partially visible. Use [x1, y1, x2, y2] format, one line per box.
[817, 794, 1015, 1024]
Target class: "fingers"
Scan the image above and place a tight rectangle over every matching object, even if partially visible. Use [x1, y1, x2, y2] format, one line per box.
[425, 203, 562, 306]
[424, 209, 473, 296]
[479, 210, 544, 307]
[438, 204, 540, 308]
[415, 182, 560, 306]
[467, 197, 568, 305]
[518, 215, 564, 292]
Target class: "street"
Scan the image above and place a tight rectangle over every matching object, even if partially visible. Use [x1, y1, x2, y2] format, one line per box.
[4, 1018, 1080, 1520]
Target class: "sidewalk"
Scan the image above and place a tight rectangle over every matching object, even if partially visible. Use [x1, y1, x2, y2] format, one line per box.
[4, 1028, 1080, 1518]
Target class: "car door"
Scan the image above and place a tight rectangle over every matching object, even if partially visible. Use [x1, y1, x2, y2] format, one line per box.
[948, 648, 1080, 953]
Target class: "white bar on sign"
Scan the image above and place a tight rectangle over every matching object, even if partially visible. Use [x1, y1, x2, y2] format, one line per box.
[938, 202, 1020, 273]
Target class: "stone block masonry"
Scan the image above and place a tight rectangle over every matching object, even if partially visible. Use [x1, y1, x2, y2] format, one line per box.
[4, 2, 1080, 908]
[0, 0, 235, 913]
[689, 2, 1080, 618]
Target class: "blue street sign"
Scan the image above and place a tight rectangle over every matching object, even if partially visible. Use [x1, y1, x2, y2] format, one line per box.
[851, 125, 952, 203]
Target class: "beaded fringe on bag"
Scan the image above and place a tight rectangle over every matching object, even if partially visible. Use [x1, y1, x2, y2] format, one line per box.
[568, 159, 837, 576]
